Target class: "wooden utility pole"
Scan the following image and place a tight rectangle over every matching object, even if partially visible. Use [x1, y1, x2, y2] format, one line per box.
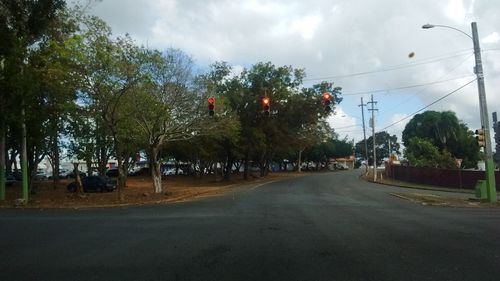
[367, 95, 378, 182]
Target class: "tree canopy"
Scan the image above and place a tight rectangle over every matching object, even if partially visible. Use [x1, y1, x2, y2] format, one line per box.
[402, 111, 479, 168]
[0, 3, 352, 197]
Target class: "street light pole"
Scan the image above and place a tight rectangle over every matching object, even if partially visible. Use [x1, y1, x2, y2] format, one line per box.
[422, 22, 497, 202]
[471, 22, 497, 203]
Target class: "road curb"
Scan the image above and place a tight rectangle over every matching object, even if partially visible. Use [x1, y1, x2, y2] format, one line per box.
[360, 175, 473, 195]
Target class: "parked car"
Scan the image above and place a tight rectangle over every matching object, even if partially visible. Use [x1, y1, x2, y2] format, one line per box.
[6, 174, 16, 186]
[65, 171, 87, 179]
[67, 176, 117, 193]
[11, 171, 22, 181]
[162, 168, 183, 176]
[106, 168, 119, 177]
[128, 167, 149, 176]
[34, 171, 48, 180]
[333, 163, 348, 170]
[48, 169, 71, 179]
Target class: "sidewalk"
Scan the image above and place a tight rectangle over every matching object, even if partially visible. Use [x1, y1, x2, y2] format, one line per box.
[362, 173, 499, 208]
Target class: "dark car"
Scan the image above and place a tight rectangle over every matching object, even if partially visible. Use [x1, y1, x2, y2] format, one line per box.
[11, 171, 22, 181]
[6, 174, 16, 186]
[106, 168, 119, 177]
[67, 176, 117, 193]
[65, 171, 87, 179]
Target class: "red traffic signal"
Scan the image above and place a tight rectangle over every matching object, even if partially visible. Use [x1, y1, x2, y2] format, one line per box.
[208, 97, 215, 116]
[262, 97, 270, 116]
[323, 92, 332, 112]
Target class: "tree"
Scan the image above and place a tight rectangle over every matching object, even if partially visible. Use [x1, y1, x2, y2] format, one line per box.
[69, 16, 145, 197]
[0, 0, 67, 200]
[302, 137, 353, 170]
[404, 137, 457, 169]
[402, 111, 479, 168]
[355, 131, 400, 166]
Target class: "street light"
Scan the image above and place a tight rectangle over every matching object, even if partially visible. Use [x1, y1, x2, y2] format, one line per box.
[422, 22, 497, 202]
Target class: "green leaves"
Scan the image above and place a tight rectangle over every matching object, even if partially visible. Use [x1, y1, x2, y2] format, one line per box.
[402, 111, 479, 168]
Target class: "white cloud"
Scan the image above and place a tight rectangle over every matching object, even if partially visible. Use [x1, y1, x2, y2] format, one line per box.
[445, 0, 467, 22]
[482, 32, 500, 44]
[85, 0, 500, 145]
[328, 107, 361, 141]
[289, 14, 322, 40]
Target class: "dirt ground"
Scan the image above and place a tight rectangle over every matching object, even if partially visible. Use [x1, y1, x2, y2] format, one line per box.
[0, 172, 303, 209]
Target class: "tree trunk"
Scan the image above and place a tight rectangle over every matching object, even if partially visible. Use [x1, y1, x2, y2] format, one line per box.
[150, 146, 163, 194]
[0, 120, 5, 201]
[51, 122, 60, 185]
[116, 155, 126, 200]
[85, 156, 93, 177]
[297, 148, 303, 173]
[9, 150, 17, 174]
[73, 163, 83, 194]
[243, 151, 249, 180]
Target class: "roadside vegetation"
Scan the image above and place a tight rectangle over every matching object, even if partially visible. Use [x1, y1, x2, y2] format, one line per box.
[0, 1, 354, 203]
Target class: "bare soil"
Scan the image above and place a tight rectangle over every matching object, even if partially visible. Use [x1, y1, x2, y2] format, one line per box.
[0, 172, 303, 209]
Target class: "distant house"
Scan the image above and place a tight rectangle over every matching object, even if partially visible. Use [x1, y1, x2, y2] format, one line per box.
[332, 156, 356, 170]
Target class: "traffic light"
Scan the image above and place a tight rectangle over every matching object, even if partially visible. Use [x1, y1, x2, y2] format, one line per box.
[208, 97, 215, 116]
[475, 127, 486, 147]
[262, 97, 270, 116]
[323, 92, 332, 112]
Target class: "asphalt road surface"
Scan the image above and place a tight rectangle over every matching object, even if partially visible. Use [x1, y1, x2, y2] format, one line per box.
[1, 170, 500, 281]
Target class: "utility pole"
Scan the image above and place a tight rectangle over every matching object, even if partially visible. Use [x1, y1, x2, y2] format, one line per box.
[422, 22, 496, 202]
[359, 98, 369, 172]
[367, 95, 378, 181]
[471, 22, 497, 202]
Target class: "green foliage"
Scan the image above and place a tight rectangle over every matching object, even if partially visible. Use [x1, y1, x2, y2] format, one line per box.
[303, 137, 353, 166]
[404, 137, 457, 169]
[402, 111, 479, 168]
[1, 3, 351, 195]
[355, 131, 400, 166]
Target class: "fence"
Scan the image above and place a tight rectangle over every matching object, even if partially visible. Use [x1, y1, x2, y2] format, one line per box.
[386, 164, 500, 190]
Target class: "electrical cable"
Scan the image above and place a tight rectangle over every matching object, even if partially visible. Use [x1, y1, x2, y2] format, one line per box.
[333, 124, 361, 130]
[303, 49, 472, 82]
[378, 78, 477, 132]
[377, 52, 474, 115]
[342, 74, 475, 96]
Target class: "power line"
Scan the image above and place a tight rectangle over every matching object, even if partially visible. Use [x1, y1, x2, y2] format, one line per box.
[378, 78, 477, 132]
[377, 53, 474, 116]
[333, 124, 360, 130]
[303, 49, 472, 82]
[342, 75, 474, 96]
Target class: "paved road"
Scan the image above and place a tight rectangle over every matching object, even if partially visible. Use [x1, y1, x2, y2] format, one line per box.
[1, 170, 500, 281]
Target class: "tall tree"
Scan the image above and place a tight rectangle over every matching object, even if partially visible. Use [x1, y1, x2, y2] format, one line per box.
[355, 131, 400, 166]
[402, 111, 479, 168]
[0, 0, 66, 199]
[69, 15, 144, 197]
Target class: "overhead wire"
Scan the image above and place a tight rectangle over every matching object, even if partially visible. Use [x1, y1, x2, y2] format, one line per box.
[376, 52, 474, 115]
[303, 49, 472, 82]
[342, 74, 475, 96]
[378, 78, 477, 132]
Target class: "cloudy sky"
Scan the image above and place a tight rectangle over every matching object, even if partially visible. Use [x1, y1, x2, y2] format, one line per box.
[82, 0, 500, 146]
